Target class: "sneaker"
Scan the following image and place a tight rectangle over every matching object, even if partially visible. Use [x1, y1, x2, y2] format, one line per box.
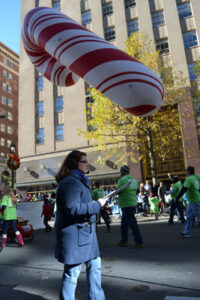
[133, 244, 144, 249]
[179, 233, 192, 238]
[118, 242, 128, 247]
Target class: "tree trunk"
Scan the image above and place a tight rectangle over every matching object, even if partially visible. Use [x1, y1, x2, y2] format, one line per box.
[146, 131, 157, 187]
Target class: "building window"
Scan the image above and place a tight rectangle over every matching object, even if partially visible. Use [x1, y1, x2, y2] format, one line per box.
[1, 124, 6, 133]
[8, 98, 12, 107]
[183, 30, 198, 48]
[156, 38, 169, 54]
[152, 10, 165, 27]
[7, 112, 13, 121]
[7, 139, 11, 148]
[102, 2, 113, 17]
[55, 96, 64, 112]
[8, 61, 13, 69]
[2, 96, 6, 105]
[81, 10, 92, 26]
[7, 126, 12, 135]
[36, 128, 45, 144]
[104, 26, 116, 41]
[36, 101, 44, 117]
[56, 124, 65, 141]
[52, 0, 61, 10]
[8, 86, 12, 94]
[1, 138, 5, 147]
[8, 73, 12, 81]
[2, 83, 6, 91]
[3, 70, 7, 78]
[125, 0, 136, 9]
[177, 1, 192, 20]
[36, 76, 44, 91]
[188, 63, 197, 81]
[3, 57, 7, 65]
[127, 18, 139, 36]
[1, 152, 5, 159]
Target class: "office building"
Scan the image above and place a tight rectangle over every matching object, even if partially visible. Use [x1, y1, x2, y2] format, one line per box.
[17, 0, 200, 192]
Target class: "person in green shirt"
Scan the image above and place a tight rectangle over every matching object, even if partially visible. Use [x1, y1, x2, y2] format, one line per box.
[0, 196, 3, 221]
[1, 187, 24, 248]
[92, 182, 111, 232]
[149, 192, 160, 220]
[166, 176, 185, 224]
[176, 166, 200, 238]
[116, 165, 143, 248]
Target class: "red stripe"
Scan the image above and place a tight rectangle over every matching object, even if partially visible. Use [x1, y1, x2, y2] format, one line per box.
[34, 54, 50, 68]
[53, 65, 64, 83]
[53, 34, 103, 57]
[30, 13, 67, 34]
[96, 71, 164, 96]
[44, 58, 57, 81]
[125, 105, 156, 116]
[57, 66, 66, 85]
[25, 48, 46, 57]
[58, 39, 108, 61]
[30, 15, 68, 42]
[22, 8, 46, 49]
[102, 79, 164, 99]
[38, 23, 89, 49]
[69, 48, 139, 78]
[65, 73, 75, 86]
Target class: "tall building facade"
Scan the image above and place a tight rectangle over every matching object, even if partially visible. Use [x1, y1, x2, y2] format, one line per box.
[0, 42, 19, 187]
[17, 0, 200, 193]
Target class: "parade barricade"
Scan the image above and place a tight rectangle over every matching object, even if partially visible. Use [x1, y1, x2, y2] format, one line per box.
[17, 201, 45, 230]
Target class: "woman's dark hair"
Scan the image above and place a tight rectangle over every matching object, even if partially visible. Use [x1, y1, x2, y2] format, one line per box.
[55, 150, 86, 183]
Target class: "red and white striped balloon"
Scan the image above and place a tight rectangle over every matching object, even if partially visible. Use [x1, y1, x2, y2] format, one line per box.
[22, 7, 164, 116]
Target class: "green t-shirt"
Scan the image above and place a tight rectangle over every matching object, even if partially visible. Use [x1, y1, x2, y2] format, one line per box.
[0, 198, 3, 220]
[171, 181, 182, 200]
[92, 188, 105, 201]
[149, 197, 160, 213]
[184, 174, 200, 204]
[1, 195, 17, 221]
[116, 174, 139, 208]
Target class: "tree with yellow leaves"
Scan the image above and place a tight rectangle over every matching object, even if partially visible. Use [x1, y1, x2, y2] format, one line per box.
[79, 32, 187, 185]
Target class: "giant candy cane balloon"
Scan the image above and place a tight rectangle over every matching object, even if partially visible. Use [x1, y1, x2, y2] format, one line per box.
[22, 7, 164, 116]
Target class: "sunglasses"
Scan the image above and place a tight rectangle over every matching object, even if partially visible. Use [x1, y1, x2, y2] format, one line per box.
[79, 160, 88, 164]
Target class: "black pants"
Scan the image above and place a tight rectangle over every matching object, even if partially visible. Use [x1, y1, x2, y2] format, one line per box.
[169, 200, 185, 223]
[44, 216, 51, 231]
[100, 208, 111, 228]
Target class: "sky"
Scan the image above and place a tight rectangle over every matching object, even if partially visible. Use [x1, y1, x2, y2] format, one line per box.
[0, 0, 21, 54]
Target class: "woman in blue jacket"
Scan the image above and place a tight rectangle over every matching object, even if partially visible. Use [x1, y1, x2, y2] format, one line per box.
[55, 150, 106, 300]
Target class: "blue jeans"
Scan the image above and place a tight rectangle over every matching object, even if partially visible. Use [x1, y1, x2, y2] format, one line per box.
[60, 257, 105, 300]
[3, 220, 17, 234]
[183, 202, 200, 235]
[121, 207, 143, 245]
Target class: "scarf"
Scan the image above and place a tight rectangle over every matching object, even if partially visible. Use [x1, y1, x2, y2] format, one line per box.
[72, 169, 90, 187]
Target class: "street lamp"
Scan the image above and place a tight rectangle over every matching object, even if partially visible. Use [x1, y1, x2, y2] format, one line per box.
[9, 142, 16, 189]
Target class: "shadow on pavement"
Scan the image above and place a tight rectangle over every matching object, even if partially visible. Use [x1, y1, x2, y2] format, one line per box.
[0, 284, 48, 300]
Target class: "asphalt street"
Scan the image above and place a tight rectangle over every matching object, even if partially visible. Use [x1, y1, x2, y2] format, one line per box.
[0, 215, 200, 300]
